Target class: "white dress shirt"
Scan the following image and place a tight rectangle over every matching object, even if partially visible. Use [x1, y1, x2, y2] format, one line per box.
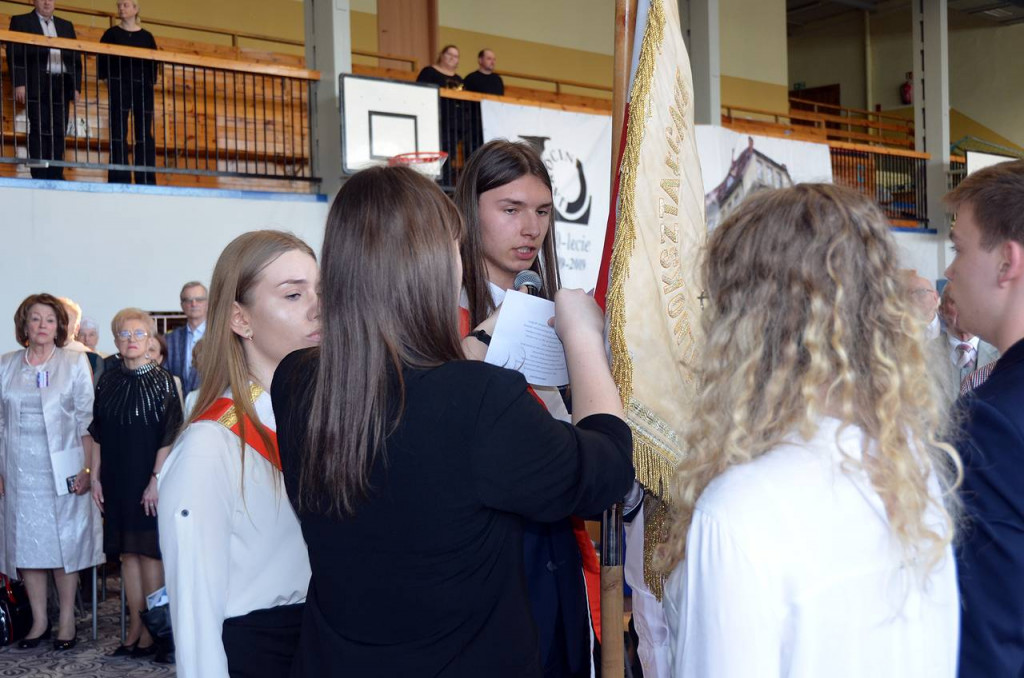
[36, 12, 64, 75]
[158, 387, 310, 678]
[663, 417, 958, 678]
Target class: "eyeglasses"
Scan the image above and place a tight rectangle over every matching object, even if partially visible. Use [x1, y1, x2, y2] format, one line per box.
[117, 330, 150, 341]
[181, 296, 208, 305]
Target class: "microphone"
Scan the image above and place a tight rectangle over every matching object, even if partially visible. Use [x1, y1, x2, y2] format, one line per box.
[513, 270, 542, 296]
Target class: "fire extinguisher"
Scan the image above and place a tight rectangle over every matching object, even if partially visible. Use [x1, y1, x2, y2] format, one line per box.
[900, 75, 913, 105]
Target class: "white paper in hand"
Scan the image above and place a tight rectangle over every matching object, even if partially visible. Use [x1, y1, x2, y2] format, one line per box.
[485, 290, 569, 387]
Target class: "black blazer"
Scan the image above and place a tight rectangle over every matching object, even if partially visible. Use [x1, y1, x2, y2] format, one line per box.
[8, 11, 82, 92]
[955, 338, 1024, 677]
[272, 351, 634, 677]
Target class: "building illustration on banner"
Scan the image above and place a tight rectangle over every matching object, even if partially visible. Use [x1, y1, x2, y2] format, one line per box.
[705, 136, 794, 230]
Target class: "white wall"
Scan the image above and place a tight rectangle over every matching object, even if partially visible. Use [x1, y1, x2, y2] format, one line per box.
[892, 228, 946, 284]
[0, 183, 329, 356]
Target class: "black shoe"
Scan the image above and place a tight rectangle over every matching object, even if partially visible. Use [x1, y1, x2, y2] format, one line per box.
[109, 642, 137, 657]
[154, 649, 175, 664]
[131, 642, 157, 658]
[17, 625, 51, 649]
[53, 633, 77, 651]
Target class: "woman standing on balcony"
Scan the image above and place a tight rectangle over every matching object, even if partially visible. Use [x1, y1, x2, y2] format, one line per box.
[98, 0, 158, 185]
[416, 45, 463, 90]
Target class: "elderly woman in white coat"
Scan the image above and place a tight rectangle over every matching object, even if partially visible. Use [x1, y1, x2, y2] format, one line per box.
[0, 293, 104, 651]
[159, 230, 318, 677]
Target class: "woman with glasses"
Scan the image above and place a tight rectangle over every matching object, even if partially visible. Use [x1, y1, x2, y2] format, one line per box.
[91, 308, 182, 661]
[0, 293, 103, 651]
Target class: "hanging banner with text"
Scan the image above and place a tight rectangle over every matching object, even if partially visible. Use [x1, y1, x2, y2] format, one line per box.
[481, 99, 612, 291]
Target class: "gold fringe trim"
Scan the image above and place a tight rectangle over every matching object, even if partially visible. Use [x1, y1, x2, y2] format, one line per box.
[630, 431, 677, 501]
[607, 0, 666, 413]
[642, 494, 670, 599]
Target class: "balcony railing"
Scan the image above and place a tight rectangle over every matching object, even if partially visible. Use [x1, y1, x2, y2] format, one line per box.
[0, 29, 319, 189]
[828, 142, 929, 227]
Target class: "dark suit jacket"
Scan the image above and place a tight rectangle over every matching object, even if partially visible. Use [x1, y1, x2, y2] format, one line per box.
[8, 11, 82, 93]
[955, 338, 1024, 677]
[272, 351, 634, 677]
[164, 326, 199, 395]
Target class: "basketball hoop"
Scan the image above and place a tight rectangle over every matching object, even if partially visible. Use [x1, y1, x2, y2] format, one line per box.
[388, 151, 449, 180]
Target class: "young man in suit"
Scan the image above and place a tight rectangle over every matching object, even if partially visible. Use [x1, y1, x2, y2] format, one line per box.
[945, 160, 1024, 677]
[8, 0, 82, 180]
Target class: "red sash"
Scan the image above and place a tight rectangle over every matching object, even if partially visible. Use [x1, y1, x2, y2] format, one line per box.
[196, 386, 280, 470]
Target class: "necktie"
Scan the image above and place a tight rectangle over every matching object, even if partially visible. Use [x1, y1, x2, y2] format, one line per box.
[955, 343, 975, 370]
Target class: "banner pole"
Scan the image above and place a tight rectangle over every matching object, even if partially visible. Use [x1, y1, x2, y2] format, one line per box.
[602, 2, 636, 677]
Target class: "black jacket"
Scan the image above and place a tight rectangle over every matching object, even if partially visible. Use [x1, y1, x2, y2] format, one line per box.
[8, 11, 83, 93]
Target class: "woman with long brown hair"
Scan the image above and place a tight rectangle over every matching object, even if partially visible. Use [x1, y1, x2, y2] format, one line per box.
[658, 184, 961, 677]
[271, 165, 633, 677]
[159, 230, 319, 677]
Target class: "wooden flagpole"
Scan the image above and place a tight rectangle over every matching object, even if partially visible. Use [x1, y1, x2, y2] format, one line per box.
[601, 1, 637, 676]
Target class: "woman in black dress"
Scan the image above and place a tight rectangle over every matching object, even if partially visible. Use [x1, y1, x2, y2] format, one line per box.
[91, 308, 181, 661]
[98, 0, 158, 185]
[271, 165, 634, 677]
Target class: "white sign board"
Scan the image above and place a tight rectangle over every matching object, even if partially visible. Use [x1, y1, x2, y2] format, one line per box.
[966, 150, 1016, 176]
[339, 75, 441, 174]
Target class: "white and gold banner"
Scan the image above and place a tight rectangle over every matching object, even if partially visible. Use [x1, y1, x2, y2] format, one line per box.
[606, 0, 706, 501]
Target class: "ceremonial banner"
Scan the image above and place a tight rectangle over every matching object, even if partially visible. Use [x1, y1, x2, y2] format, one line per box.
[605, 0, 705, 501]
[480, 99, 612, 291]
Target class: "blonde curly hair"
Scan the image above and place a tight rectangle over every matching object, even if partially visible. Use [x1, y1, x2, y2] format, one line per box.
[656, 183, 961, 578]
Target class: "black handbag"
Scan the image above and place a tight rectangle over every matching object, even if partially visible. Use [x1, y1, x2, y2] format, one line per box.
[0, 575, 33, 646]
[141, 602, 172, 640]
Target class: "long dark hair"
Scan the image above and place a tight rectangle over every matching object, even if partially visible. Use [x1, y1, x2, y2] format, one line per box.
[455, 139, 561, 327]
[302, 166, 465, 516]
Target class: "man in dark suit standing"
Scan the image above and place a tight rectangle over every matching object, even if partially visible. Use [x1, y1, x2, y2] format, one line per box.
[165, 281, 208, 396]
[945, 159, 1024, 677]
[9, 0, 82, 180]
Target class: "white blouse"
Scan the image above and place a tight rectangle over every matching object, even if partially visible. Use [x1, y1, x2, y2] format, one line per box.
[663, 417, 958, 678]
[158, 388, 311, 678]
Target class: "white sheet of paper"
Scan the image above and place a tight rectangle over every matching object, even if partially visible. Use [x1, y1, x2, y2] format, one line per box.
[485, 291, 569, 387]
[50, 446, 84, 496]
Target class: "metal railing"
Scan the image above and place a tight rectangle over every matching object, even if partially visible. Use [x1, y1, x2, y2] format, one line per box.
[828, 142, 929, 227]
[948, 155, 966, 191]
[0, 29, 318, 186]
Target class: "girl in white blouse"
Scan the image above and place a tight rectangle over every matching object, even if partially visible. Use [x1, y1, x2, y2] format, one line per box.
[657, 184, 962, 678]
[158, 230, 320, 677]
